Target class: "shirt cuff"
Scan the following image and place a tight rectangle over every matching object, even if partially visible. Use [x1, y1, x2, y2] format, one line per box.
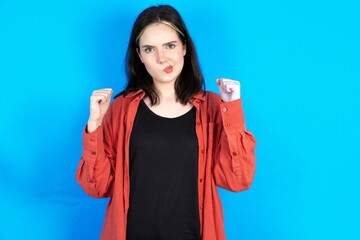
[82, 125, 103, 161]
[220, 99, 246, 133]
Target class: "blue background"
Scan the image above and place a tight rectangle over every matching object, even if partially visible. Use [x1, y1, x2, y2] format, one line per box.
[1, 0, 359, 239]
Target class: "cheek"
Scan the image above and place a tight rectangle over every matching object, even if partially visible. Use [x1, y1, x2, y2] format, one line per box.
[141, 56, 155, 69]
[173, 51, 184, 62]
[142, 60, 159, 77]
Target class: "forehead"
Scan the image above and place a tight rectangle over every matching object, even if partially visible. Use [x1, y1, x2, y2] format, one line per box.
[138, 23, 181, 46]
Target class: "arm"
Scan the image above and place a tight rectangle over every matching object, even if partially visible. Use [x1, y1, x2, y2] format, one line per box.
[212, 78, 256, 192]
[75, 123, 116, 198]
[75, 88, 116, 198]
[213, 99, 256, 192]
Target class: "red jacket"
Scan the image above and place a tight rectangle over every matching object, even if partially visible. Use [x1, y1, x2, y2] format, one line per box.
[76, 90, 256, 240]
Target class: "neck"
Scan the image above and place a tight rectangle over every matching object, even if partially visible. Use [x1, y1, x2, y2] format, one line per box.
[154, 82, 177, 102]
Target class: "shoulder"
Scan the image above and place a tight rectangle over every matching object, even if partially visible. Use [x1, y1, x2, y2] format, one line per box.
[202, 91, 222, 106]
[194, 91, 222, 119]
[191, 91, 222, 109]
[111, 89, 144, 108]
[108, 94, 126, 114]
[111, 93, 127, 106]
[103, 91, 142, 121]
[193, 91, 220, 101]
[204, 91, 221, 100]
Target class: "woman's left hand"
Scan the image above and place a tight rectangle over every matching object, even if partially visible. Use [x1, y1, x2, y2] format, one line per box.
[216, 78, 241, 102]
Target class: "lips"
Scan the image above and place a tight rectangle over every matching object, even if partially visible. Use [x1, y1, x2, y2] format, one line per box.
[163, 66, 173, 73]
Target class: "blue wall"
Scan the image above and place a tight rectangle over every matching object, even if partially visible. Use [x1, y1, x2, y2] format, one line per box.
[1, 0, 359, 239]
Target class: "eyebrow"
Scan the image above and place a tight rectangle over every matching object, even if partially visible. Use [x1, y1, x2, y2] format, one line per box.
[140, 40, 178, 48]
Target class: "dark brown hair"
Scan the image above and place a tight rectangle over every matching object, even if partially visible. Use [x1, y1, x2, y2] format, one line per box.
[116, 5, 205, 105]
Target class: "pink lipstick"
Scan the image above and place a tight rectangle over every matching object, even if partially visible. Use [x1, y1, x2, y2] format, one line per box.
[163, 66, 173, 73]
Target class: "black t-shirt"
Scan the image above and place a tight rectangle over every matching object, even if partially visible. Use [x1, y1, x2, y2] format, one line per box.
[126, 100, 200, 240]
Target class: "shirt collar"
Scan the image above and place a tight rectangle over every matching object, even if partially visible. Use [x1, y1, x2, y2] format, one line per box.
[124, 89, 146, 99]
[189, 91, 206, 102]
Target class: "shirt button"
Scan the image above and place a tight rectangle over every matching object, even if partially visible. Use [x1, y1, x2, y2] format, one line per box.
[91, 151, 96, 155]
[90, 137, 95, 142]
[232, 152, 238, 156]
[225, 123, 231, 127]
[199, 178, 203, 182]
[222, 107, 227, 112]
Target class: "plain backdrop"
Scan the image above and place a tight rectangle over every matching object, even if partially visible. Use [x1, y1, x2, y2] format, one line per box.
[0, 0, 359, 239]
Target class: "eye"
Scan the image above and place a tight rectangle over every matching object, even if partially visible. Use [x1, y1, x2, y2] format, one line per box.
[144, 47, 154, 53]
[166, 43, 176, 49]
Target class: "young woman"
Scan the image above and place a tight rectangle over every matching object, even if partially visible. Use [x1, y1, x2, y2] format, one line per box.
[76, 5, 256, 240]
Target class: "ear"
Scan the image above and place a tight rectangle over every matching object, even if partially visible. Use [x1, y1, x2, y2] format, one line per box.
[182, 43, 186, 57]
[136, 48, 144, 63]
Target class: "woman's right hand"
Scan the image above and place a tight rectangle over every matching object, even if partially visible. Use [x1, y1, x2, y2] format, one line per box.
[87, 88, 113, 133]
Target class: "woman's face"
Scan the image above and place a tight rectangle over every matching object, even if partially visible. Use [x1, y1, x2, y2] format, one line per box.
[137, 23, 186, 87]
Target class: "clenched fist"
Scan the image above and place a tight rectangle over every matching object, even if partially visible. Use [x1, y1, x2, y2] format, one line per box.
[216, 78, 241, 102]
[87, 88, 113, 133]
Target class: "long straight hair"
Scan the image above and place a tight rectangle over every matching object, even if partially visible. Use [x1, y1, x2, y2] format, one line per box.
[117, 5, 205, 105]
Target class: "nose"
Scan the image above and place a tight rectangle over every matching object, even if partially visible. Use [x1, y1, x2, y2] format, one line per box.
[156, 49, 166, 64]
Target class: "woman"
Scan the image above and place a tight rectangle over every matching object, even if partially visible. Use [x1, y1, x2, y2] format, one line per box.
[76, 5, 256, 240]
